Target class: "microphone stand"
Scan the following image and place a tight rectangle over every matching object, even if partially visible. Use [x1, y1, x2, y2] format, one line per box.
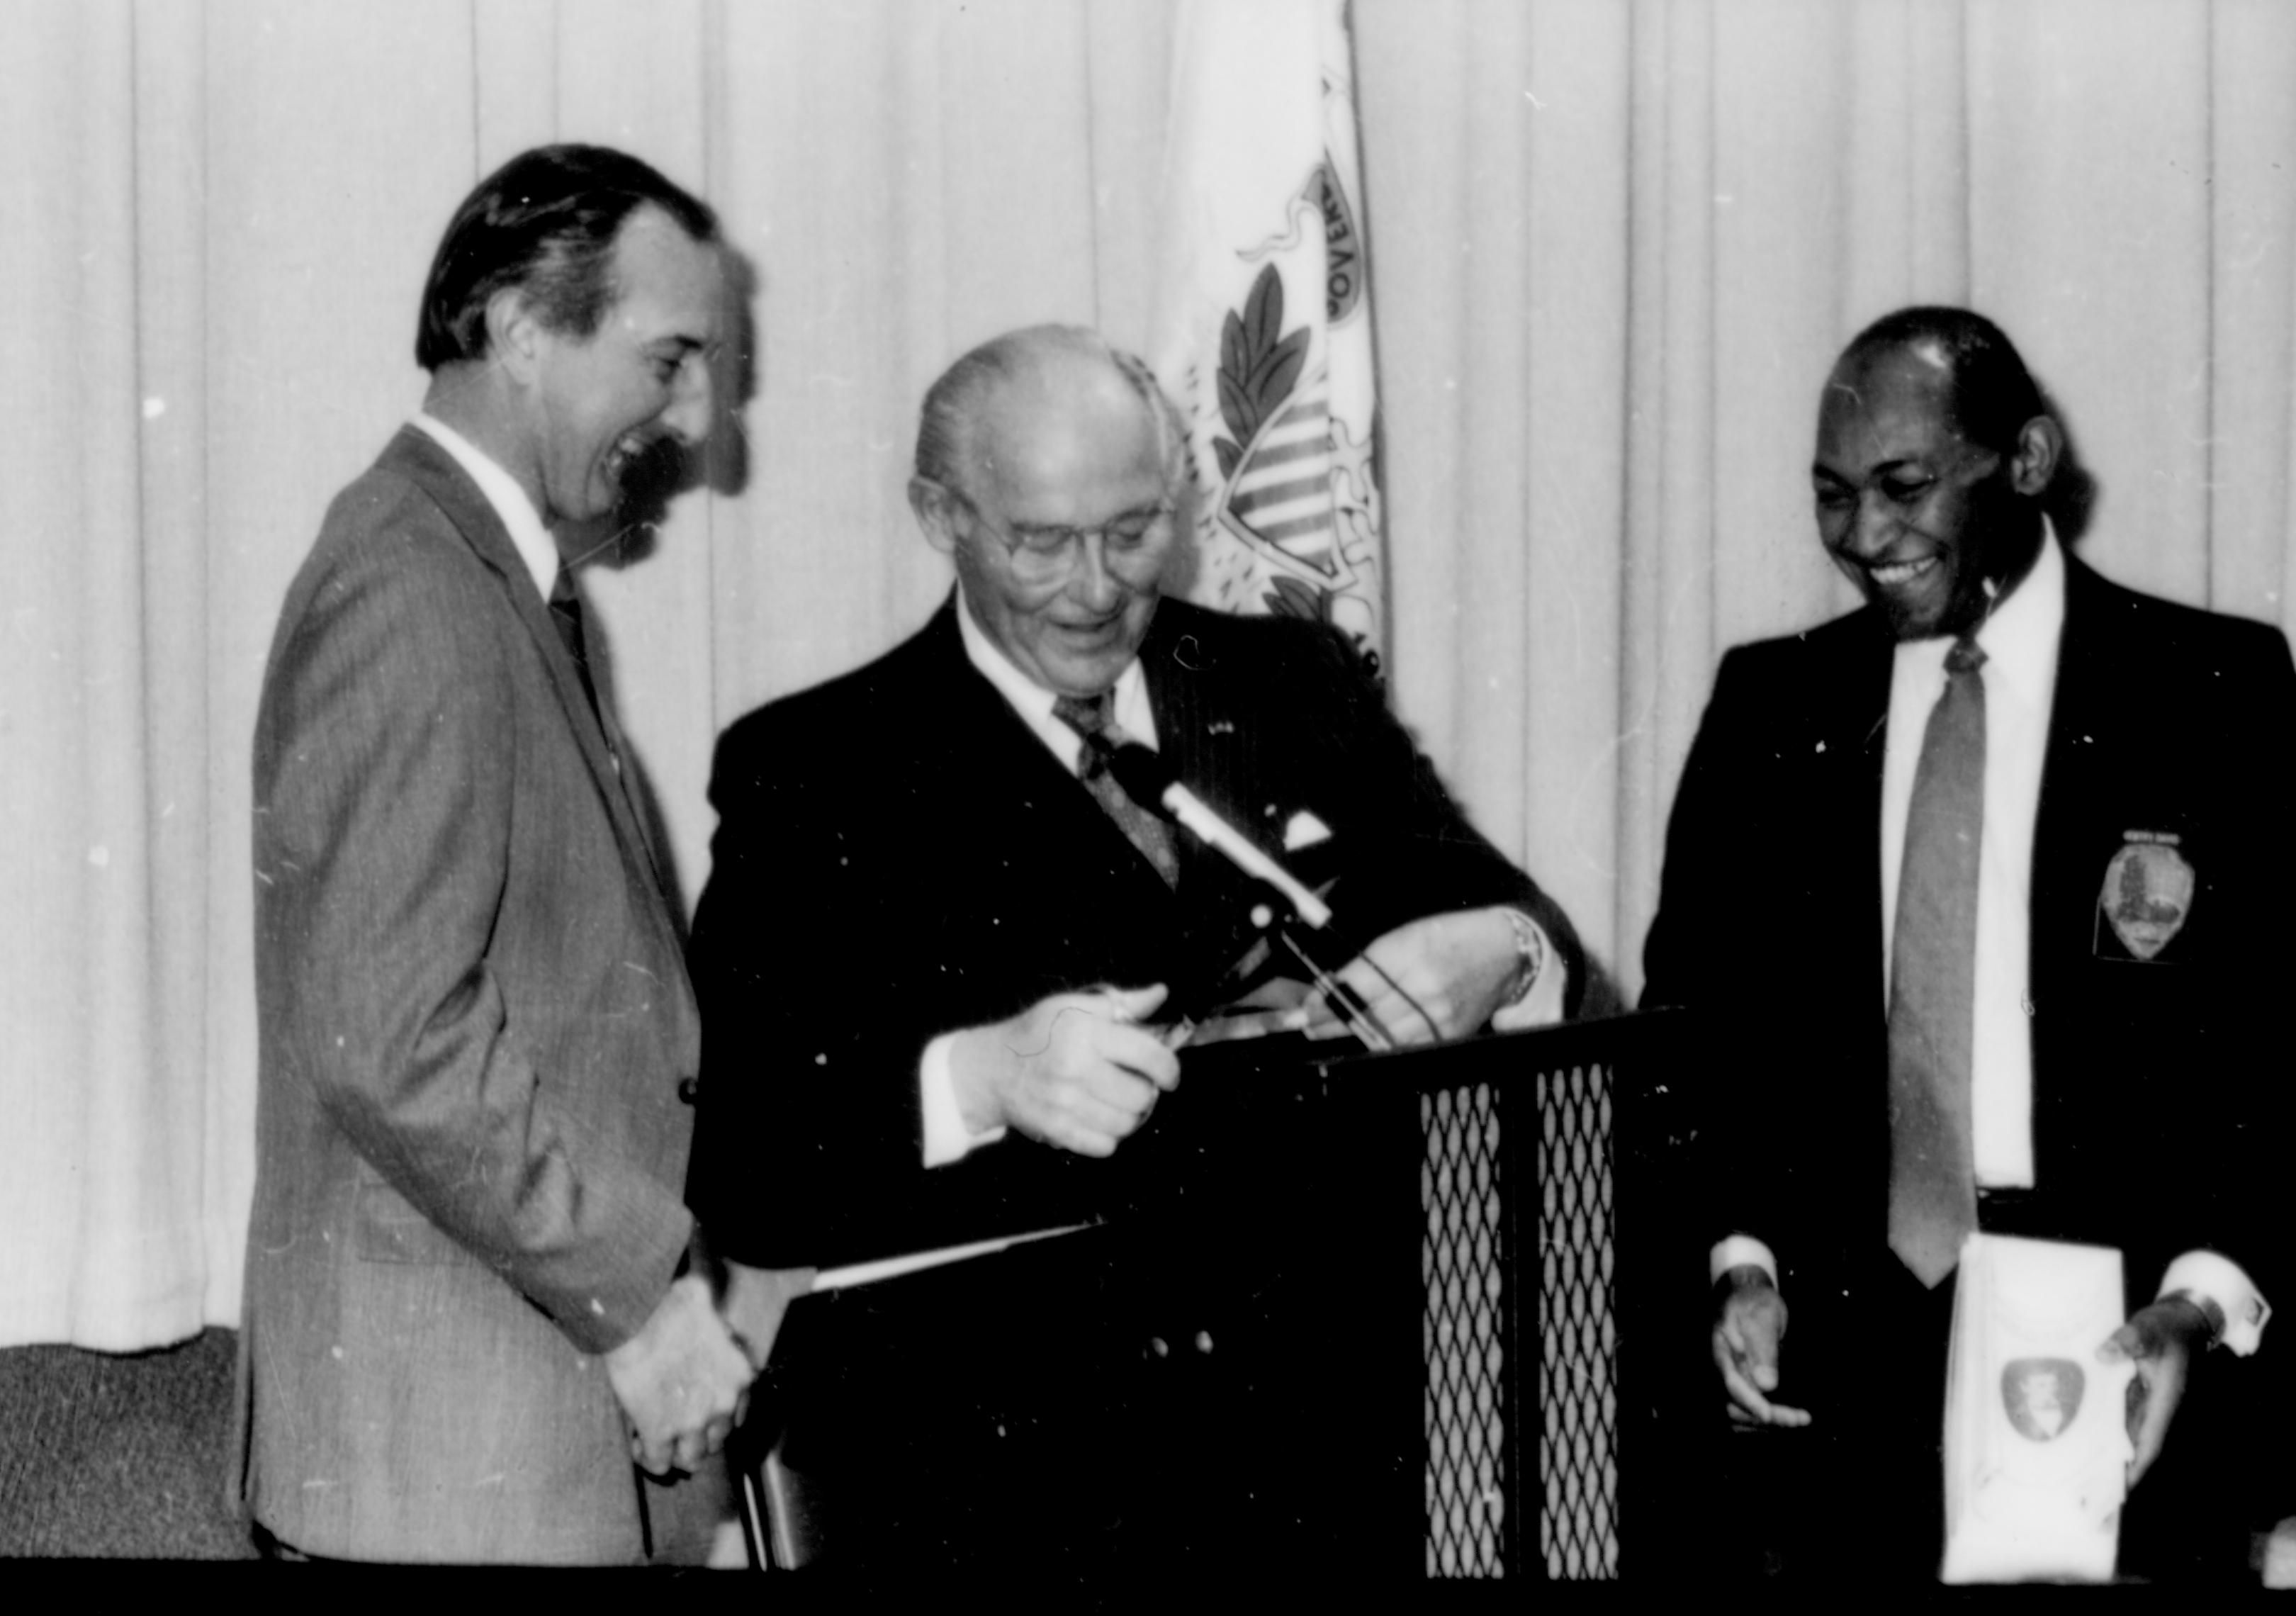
[1090, 734, 1396, 1053]
[1268, 907, 1395, 1054]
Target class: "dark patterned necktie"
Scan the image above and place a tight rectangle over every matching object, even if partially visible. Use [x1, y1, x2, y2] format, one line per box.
[548, 566, 602, 724]
[1052, 692, 1180, 889]
[1886, 636, 1986, 1287]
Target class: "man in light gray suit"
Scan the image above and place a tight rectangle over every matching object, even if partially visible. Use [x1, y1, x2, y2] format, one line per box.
[237, 145, 765, 1563]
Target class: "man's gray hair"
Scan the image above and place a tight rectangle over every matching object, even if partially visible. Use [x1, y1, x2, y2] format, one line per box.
[913, 325, 1189, 498]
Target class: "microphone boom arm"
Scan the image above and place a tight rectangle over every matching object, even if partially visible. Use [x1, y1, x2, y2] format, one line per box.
[1101, 739, 1389, 1052]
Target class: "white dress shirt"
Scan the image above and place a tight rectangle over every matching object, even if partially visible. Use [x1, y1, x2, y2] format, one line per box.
[1714, 529, 2266, 1353]
[410, 413, 558, 601]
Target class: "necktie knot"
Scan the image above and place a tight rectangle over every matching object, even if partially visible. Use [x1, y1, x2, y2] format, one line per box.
[1053, 692, 1115, 776]
[1052, 691, 1111, 736]
[1945, 636, 1986, 677]
[1049, 690, 1176, 887]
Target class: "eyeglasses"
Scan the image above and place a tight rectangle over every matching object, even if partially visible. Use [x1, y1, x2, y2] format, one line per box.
[938, 483, 1176, 584]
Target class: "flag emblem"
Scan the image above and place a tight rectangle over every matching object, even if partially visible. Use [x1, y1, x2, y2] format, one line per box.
[1149, 0, 1385, 666]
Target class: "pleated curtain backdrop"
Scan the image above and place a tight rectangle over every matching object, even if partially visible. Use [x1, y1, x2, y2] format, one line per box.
[4, 0, 2295, 1352]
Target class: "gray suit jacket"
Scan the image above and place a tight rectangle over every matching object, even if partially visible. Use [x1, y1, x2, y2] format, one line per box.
[236, 427, 701, 1562]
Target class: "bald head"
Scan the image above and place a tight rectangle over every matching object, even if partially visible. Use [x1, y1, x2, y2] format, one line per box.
[909, 326, 1186, 695]
[914, 325, 1181, 501]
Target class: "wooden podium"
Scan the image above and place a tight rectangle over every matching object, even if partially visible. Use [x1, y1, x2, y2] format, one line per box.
[731, 1011, 1689, 1586]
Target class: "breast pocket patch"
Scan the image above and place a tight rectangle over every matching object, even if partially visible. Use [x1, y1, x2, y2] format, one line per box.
[2094, 831, 2193, 963]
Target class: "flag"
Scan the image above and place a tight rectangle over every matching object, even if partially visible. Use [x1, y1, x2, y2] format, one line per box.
[1149, 0, 1386, 673]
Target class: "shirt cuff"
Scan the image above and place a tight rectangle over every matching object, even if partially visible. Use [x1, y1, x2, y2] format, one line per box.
[919, 1033, 1006, 1168]
[1487, 911, 1568, 1031]
[2158, 1250, 2270, 1357]
[1710, 1235, 1778, 1290]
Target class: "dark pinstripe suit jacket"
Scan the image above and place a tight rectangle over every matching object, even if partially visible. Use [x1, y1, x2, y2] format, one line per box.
[687, 593, 1580, 1269]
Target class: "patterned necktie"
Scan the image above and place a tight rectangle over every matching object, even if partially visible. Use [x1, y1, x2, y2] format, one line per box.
[548, 566, 602, 724]
[1052, 692, 1180, 889]
[1886, 635, 1986, 1287]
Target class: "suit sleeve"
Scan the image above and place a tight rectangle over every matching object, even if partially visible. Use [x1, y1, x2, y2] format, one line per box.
[254, 541, 690, 1354]
[1641, 651, 1740, 1017]
[2151, 620, 2296, 1322]
[1641, 648, 1799, 1252]
[684, 709, 947, 1268]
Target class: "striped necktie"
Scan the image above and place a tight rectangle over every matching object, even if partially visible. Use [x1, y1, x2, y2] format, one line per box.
[1052, 692, 1180, 889]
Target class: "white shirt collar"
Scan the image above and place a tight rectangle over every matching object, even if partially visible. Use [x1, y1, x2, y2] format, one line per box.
[1890, 516, 2066, 699]
[952, 586, 1157, 770]
[411, 413, 560, 602]
[1971, 515, 2065, 702]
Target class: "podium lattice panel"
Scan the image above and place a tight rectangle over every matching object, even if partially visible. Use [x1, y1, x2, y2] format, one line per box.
[1420, 1062, 1619, 1580]
[1424, 1083, 1507, 1575]
[1538, 1062, 1617, 1578]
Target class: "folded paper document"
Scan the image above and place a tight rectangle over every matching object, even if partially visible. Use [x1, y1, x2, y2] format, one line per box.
[1941, 1232, 2135, 1584]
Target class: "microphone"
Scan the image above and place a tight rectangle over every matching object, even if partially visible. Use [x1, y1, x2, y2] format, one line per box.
[1103, 743, 1334, 928]
[1098, 739, 1390, 1051]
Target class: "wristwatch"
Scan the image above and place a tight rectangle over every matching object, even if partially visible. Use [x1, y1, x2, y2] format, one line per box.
[1498, 907, 1547, 1008]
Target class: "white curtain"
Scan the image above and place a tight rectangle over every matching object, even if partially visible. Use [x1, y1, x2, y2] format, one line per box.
[1359, 0, 2296, 1003]
[5, 0, 2294, 1350]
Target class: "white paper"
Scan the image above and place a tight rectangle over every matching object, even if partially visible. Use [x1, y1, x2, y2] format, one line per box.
[1941, 1232, 2135, 1583]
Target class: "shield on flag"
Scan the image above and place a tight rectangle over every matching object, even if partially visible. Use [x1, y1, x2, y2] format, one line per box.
[1149, 0, 1386, 665]
[1208, 262, 1367, 610]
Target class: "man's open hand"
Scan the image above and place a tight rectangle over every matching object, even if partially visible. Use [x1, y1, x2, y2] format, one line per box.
[1303, 907, 1523, 1045]
[2099, 1294, 2215, 1488]
[603, 1272, 754, 1476]
[948, 984, 1181, 1157]
[1714, 1265, 1812, 1429]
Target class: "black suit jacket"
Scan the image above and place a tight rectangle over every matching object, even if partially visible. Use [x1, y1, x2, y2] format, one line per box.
[1644, 551, 2296, 1358]
[690, 594, 1580, 1267]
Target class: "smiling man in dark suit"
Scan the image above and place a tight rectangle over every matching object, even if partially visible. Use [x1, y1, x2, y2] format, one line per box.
[1642, 306, 2295, 1582]
[239, 145, 753, 1564]
[687, 324, 1582, 1570]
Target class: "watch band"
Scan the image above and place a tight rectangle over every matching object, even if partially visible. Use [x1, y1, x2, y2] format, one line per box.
[1498, 907, 1546, 1009]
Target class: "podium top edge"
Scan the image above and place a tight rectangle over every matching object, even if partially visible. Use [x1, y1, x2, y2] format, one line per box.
[1296, 1006, 1693, 1092]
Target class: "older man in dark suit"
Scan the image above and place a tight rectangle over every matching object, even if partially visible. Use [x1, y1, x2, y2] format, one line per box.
[239, 145, 752, 1564]
[1642, 306, 2295, 1582]
[687, 325, 1582, 1571]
